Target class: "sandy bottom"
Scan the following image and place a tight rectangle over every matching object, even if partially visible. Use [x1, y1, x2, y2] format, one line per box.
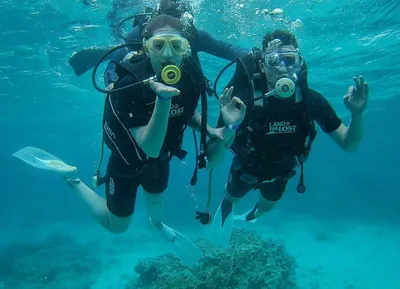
[1, 211, 399, 289]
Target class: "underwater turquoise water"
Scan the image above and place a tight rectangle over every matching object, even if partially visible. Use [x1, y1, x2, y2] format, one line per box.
[1, 0, 400, 288]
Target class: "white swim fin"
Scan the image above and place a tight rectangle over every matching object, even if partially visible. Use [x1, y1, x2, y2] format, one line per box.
[12, 146, 78, 179]
[209, 199, 234, 249]
[233, 205, 258, 223]
[159, 223, 203, 267]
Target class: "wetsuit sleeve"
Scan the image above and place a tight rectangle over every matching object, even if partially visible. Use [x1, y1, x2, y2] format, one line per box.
[307, 89, 343, 133]
[196, 29, 249, 61]
[125, 26, 142, 43]
[103, 26, 143, 86]
[111, 75, 152, 129]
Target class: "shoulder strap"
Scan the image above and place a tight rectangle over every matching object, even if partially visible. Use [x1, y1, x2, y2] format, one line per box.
[181, 56, 207, 90]
[178, 56, 210, 184]
[236, 48, 266, 127]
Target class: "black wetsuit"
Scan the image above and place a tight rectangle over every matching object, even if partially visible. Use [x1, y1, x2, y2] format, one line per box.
[223, 55, 343, 202]
[102, 57, 203, 217]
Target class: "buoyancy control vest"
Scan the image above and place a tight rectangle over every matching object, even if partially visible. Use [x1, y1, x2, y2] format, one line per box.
[103, 52, 202, 167]
[232, 97, 317, 165]
[221, 48, 317, 192]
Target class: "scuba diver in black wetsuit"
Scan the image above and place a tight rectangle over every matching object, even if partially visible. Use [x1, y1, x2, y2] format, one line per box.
[14, 14, 246, 267]
[102, 0, 249, 86]
[204, 30, 369, 248]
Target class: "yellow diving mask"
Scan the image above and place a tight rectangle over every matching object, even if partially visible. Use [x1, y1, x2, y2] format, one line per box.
[145, 33, 191, 56]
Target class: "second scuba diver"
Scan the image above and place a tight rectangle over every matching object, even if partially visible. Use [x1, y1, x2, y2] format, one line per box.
[204, 30, 368, 248]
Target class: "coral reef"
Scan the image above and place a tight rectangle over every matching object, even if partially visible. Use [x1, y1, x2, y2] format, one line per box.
[130, 228, 297, 289]
[0, 232, 103, 289]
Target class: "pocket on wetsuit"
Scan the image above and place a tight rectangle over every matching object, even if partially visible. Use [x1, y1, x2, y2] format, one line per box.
[239, 173, 258, 184]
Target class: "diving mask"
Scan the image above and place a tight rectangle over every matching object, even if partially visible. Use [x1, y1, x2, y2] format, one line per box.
[264, 50, 302, 70]
[263, 49, 303, 99]
[145, 33, 190, 56]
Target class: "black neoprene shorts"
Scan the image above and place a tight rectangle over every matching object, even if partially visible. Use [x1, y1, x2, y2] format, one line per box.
[226, 155, 297, 202]
[104, 154, 170, 217]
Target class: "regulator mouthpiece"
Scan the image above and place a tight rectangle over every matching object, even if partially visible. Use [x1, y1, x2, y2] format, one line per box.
[274, 77, 296, 98]
[161, 64, 181, 85]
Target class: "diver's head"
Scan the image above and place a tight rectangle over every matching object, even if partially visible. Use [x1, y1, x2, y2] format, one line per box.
[142, 14, 191, 76]
[158, 0, 194, 19]
[158, 0, 196, 40]
[260, 30, 305, 100]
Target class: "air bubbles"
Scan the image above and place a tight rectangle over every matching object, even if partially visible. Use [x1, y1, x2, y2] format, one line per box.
[255, 7, 304, 33]
[289, 19, 304, 30]
[270, 8, 284, 15]
[259, 8, 284, 17]
[261, 8, 269, 15]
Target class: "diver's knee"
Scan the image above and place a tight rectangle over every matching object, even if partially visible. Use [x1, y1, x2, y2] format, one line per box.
[258, 195, 277, 212]
[143, 190, 165, 227]
[107, 212, 132, 234]
[143, 190, 164, 205]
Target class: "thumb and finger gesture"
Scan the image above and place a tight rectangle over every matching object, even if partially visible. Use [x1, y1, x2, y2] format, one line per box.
[343, 75, 368, 114]
[219, 86, 247, 126]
